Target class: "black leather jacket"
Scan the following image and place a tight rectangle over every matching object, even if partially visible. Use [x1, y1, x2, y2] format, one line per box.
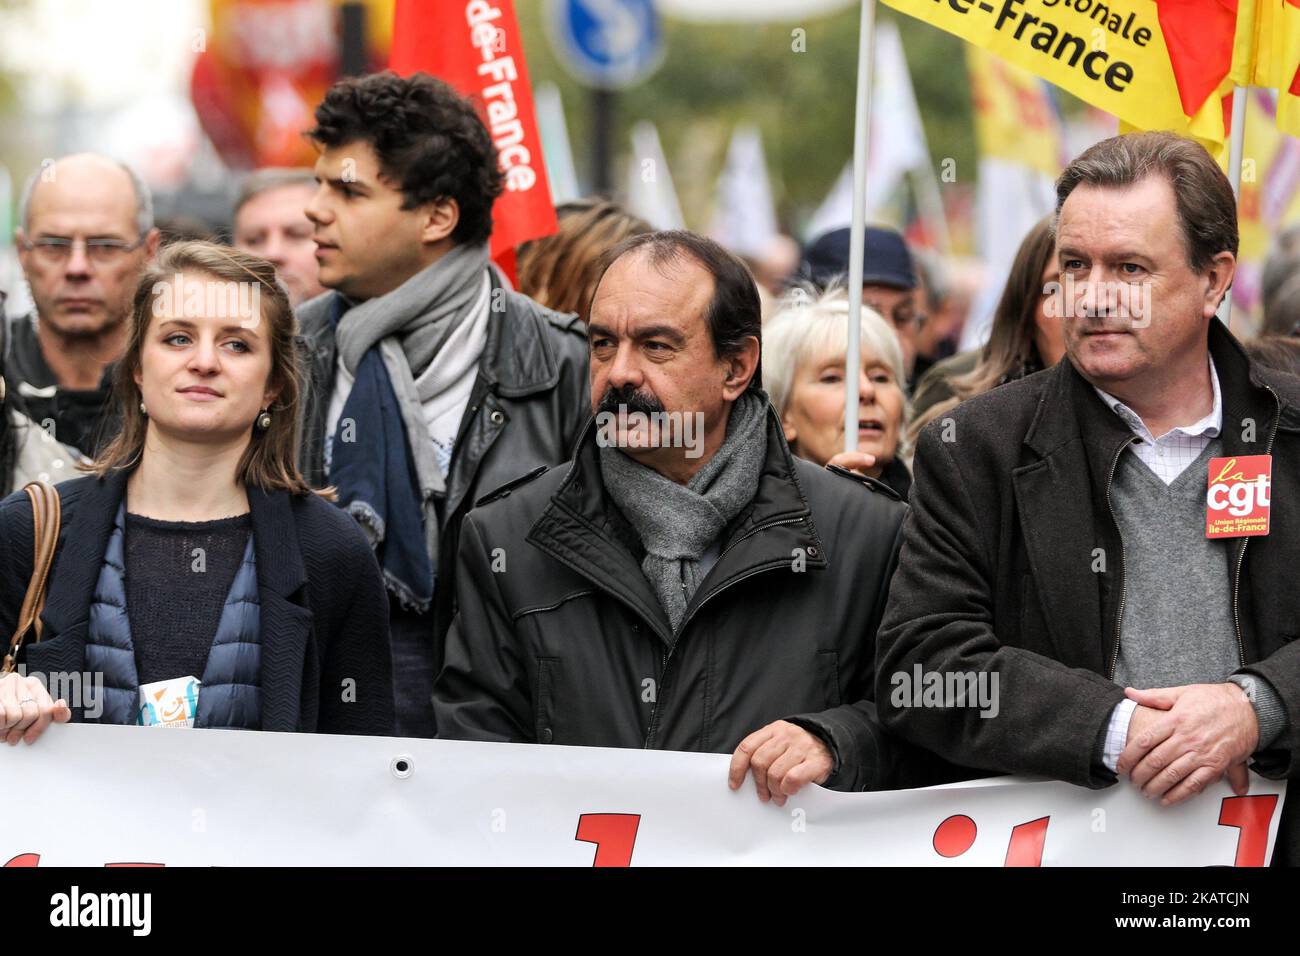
[293, 270, 590, 655]
[434, 406, 956, 792]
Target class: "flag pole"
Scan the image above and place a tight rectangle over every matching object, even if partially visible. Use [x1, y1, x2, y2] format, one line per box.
[845, 0, 878, 452]
[1219, 84, 1248, 325]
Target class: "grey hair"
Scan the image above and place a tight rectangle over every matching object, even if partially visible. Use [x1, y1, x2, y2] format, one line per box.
[1054, 131, 1238, 273]
[763, 282, 913, 459]
[233, 167, 318, 218]
[18, 155, 154, 237]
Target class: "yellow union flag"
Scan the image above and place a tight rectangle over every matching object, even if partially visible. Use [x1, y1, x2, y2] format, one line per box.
[1252, 0, 1300, 139]
[967, 46, 1064, 177]
[881, 0, 1209, 142]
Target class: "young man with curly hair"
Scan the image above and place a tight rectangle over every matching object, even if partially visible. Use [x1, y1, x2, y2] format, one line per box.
[296, 71, 589, 737]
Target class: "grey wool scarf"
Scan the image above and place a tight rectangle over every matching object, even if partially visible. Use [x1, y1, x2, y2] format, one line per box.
[599, 390, 769, 632]
[332, 241, 489, 586]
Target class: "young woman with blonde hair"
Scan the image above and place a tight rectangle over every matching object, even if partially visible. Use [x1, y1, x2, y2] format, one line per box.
[0, 242, 393, 743]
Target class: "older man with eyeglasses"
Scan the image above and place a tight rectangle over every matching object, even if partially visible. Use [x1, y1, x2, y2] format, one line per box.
[8, 154, 159, 457]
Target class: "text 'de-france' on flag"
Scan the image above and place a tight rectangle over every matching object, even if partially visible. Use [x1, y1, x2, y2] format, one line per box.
[880, 0, 1237, 147]
[389, 0, 558, 262]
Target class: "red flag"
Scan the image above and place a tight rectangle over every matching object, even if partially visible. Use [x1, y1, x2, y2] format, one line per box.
[1155, 0, 1238, 118]
[390, 0, 558, 267]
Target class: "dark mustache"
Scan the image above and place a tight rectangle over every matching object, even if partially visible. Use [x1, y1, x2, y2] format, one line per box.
[596, 384, 664, 417]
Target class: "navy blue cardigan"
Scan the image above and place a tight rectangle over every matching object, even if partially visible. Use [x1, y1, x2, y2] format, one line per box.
[0, 471, 395, 736]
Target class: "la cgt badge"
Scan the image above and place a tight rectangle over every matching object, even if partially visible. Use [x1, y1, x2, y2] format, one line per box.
[1206, 455, 1272, 539]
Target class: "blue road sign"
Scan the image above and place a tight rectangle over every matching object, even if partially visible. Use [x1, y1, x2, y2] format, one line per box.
[546, 0, 665, 90]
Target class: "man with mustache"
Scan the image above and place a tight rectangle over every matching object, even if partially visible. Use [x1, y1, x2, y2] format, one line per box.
[8, 154, 159, 457]
[435, 231, 938, 800]
[878, 131, 1300, 864]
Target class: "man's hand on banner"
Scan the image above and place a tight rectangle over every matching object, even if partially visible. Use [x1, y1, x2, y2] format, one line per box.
[728, 720, 833, 807]
[1116, 683, 1259, 806]
[0, 672, 71, 746]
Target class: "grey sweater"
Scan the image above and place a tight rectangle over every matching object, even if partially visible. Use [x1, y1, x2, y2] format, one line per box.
[1111, 439, 1286, 747]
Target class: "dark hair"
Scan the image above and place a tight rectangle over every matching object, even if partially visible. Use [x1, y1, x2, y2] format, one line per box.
[591, 230, 763, 389]
[517, 198, 652, 323]
[1055, 131, 1238, 272]
[306, 71, 504, 246]
[908, 217, 1057, 446]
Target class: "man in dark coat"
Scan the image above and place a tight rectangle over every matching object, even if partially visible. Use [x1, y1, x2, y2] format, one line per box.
[435, 231, 934, 799]
[294, 72, 588, 737]
[878, 131, 1300, 864]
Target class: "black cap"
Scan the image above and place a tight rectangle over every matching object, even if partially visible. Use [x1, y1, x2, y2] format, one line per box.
[801, 226, 917, 291]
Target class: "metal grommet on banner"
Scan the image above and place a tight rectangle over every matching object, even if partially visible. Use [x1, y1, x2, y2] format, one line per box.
[390, 754, 414, 779]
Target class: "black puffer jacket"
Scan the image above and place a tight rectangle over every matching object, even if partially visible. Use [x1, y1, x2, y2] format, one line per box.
[434, 404, 953, 792]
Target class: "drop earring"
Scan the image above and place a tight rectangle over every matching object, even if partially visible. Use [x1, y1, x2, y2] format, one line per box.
[139, 401, 147, 416]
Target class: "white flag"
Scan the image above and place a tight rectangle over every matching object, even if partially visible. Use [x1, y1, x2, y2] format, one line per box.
[534, 83, 581, 205]
[804, 20, 929, 239]
[959, 157, 1057, 350]
[626, 120, 685, 230]
[709, 124, 779, 259]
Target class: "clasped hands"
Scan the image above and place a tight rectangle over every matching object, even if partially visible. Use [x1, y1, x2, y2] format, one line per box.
[1117, 682, 1260, 806]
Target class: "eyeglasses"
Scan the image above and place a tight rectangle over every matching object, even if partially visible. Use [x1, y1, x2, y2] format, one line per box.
[21, 235, 146, 265]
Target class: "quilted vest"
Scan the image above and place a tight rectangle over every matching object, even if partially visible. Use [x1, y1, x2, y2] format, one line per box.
[84, 504, 263, 729]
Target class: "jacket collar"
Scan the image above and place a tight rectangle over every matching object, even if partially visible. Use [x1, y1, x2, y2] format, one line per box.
[1025, 319, 1284, 465]
[41, 470, 130, 638]
[1012, 319, 1284, 674]
[41, 472, 309, 631]
[304, 269, 564, 398]
[246, 485, 308, 599]
[246, 485, 312, 731]
[479, 271, 562, 397]
[527, 399, 826, 645]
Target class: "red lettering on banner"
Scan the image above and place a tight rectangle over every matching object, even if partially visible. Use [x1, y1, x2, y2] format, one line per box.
[1004, 816, 1050, 866]
[575, 813, 641, 867]
[930, 814, 1049, 864]
[932, 814, 978, 857]
[1218, 794, 1279, 867]
[5, 853, 165, 867]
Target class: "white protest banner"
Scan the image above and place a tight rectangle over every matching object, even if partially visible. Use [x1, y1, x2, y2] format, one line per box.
[0, 725, 1285, 866]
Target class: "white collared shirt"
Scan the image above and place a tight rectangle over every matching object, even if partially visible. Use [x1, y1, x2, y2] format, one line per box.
[1092, 354, 1222, 485]
[1095, 353, 1222, 771]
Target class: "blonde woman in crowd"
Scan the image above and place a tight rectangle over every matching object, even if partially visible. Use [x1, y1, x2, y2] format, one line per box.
[764, 286, 913, 499]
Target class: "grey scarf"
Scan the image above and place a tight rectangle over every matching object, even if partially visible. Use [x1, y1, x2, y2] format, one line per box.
[333, 241, 489, 577]
[599, 391, 769, 632]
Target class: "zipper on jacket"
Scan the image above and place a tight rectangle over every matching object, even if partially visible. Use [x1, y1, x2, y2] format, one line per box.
[1105, 435, 1137, 680]
[642, 515, 808, 748]
[1230, 384, 1280, 668]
